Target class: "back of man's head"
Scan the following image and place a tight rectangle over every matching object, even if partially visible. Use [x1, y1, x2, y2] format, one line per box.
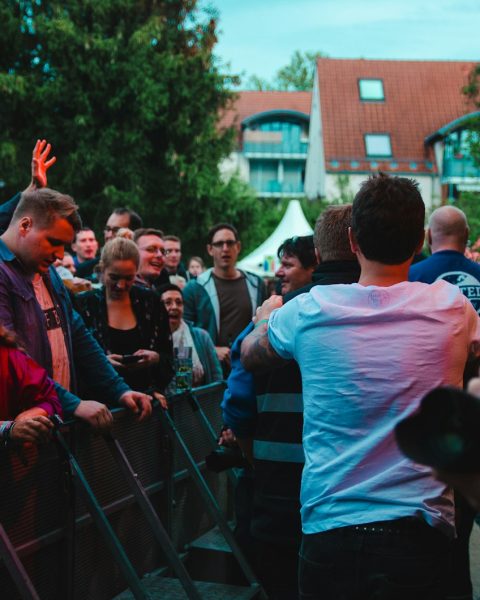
[428, 206, 469, 252]
[352, 173, 425, 265]
[12, 188, 82, 232]
[314, 205, 355, 262]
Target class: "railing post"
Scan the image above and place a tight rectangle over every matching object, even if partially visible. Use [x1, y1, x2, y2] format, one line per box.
[0, 524, 40, 600]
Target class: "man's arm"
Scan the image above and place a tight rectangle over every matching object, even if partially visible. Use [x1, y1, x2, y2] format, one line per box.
[240, 295, 287, 372]
[241, 320, 286, 372]
[0, 193, 21, 235]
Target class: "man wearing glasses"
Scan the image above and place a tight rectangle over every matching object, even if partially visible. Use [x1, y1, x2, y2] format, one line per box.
[133, 228, 170, 289]
[76, 207, 143, 280]
[104, 207, 142, 243]
[183, 223, 267, 370]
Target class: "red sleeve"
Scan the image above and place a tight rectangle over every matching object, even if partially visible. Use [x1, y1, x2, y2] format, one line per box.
[10, 349, 63, 418]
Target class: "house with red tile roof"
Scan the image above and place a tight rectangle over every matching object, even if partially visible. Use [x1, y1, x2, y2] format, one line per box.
[221, 59, 480, 209]
[305, 57, 480, 209]
[219, 91, 311, 197]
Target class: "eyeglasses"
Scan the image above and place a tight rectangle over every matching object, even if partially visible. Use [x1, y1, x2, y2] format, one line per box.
[104, 226, 121, 234]
[139, 246, 167, 256]
[210, 240, 238, 249]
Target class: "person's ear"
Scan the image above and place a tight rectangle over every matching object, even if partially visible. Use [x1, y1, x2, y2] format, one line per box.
[348, 227, 358, 254]
[427, 228, 433, 248]
[19, 217, 32, 235]
[236, 240, 242, 253]
[207, 244, 213, 258]
[314, 248, 321, 264]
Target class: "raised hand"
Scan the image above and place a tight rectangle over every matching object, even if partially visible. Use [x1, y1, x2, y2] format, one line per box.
[30, 139, 57, 189]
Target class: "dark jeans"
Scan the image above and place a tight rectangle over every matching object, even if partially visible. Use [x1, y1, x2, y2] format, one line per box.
[298, 518, 451, 600]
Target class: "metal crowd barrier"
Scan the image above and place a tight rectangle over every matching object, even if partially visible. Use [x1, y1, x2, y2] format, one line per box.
[0, 382, 242, 600]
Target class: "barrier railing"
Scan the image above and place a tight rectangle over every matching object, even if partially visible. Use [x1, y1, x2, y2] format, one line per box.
[0, 382, 237, 600]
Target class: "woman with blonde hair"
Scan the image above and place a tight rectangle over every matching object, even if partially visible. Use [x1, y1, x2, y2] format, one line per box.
[75, 238, 173, 402]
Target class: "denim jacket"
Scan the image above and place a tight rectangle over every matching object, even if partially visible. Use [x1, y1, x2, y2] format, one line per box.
[0, 196, 130, 416]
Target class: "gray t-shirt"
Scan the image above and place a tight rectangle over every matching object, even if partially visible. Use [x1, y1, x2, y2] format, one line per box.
[213, 273, 252, 347]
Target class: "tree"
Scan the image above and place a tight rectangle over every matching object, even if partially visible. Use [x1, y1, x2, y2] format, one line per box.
[245, 50, 327, 92]
[0, 0, 259, 256]
[462, 64, 480, 164]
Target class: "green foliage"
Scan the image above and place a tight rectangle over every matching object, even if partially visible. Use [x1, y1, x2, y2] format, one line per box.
[463, 64, 480, 166]
[0, 0, 259, 256]
[456, 192, 480, 246]
[245, 50, 327, 92]
[458, 64, 480, 246]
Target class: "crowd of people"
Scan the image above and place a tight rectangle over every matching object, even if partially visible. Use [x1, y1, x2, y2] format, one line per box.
[1, 139, 480, 600]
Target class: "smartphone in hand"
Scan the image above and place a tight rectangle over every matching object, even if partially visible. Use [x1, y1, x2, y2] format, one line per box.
[121, 354, 141, 365]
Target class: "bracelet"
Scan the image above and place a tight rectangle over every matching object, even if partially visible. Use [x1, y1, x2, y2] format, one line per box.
[0, 420, 15, 447]
[254, 318, 269, 329]
[0, 421, 11, 439]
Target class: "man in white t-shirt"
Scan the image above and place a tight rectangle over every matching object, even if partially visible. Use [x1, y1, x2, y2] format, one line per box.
[241, 173, 480, 600]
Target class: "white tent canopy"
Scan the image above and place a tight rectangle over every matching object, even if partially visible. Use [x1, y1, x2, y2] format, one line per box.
[238, 199, 313, 277]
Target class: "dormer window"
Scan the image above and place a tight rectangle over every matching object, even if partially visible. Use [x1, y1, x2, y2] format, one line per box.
[359, 79, 384, 101]
[365, 134, 392, 157]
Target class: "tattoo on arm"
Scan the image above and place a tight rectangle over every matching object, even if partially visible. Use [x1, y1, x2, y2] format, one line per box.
[241, 323, 286, 371]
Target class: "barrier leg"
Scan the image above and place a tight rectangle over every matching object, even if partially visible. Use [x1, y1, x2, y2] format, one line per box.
[103, 434, 202, 600]
[0, 523, 40, 600]
[53, 430, 150, 600]
[159, 408, 267, 600]
[186, 390, 239, 487]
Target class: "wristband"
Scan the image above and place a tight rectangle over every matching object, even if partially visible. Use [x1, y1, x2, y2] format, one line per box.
[254, 318, 269, 329]
[0, 420, 15, 447]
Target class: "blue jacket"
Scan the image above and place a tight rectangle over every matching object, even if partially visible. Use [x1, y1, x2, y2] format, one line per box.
[221, 323, 256, 436]
[183, 268, 266, 345]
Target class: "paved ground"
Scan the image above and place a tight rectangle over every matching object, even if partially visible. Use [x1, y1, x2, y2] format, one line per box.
[471, 522, 480, 599]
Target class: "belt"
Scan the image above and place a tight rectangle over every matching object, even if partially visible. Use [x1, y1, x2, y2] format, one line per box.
[348, 517, 426, 535]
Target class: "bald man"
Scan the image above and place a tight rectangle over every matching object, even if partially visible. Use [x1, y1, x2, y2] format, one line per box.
[409, 205, 480, 599]
[409, 205, 480, 314]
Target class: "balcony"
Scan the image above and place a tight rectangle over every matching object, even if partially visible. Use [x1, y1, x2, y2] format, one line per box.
[250, 179, 305, 196]
[243, 123, 308, 158]
[443, 155, 480, 183]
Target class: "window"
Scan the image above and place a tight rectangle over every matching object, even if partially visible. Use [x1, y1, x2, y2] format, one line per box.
[359, 79, 384, 101]
[364, 134, 392, 157]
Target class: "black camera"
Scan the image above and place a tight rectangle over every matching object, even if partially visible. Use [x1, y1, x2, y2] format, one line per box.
[395, 386, 480, 473]
[205, 446, 250, 472]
